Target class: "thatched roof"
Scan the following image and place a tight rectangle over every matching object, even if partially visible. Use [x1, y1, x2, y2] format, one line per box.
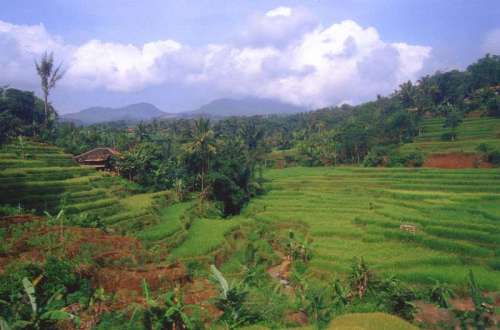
[74, 148, 120, 162]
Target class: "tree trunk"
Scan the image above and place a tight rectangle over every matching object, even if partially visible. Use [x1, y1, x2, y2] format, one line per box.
[44, 93, 49, 126]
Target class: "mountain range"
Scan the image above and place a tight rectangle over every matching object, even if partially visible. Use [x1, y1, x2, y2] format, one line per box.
[60, 103, 168, 125]
[61, 98, 308, 125]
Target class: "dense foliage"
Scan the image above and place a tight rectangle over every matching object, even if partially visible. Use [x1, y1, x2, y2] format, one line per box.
[0, 87, 53, 144]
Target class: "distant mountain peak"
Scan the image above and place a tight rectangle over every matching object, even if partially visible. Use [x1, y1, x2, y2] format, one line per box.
[61, 102, 167, 125]
[185, 97, 308, 118]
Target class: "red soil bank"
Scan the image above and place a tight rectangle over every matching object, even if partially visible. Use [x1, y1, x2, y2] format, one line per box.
[424, 153, 493, 169]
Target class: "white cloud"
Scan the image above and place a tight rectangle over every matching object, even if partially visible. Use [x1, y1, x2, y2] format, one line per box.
[67, 39, 181, 91]
[483, 28, 500, 54]
[241, 6, 318, 48]
[0, 9, 432, 108]
[0, 20, 70, 85]
[266, 7, 293, 17]
[192, 19, 431, 107]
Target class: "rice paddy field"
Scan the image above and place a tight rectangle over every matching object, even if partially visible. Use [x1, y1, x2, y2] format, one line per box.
[400, 116, 500, 154]
[0, 140, 163, 232]
[2, 138, 499, 292]
[238, 166, 500, 290]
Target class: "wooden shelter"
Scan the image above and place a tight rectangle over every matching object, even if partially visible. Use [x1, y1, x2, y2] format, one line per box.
[74, 148, 120, 170]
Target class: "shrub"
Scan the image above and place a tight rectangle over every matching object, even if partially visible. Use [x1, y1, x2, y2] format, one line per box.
[363, 146, 391, 167]
[428, 280, 454, 308]
[476, 143, 492, 154]
[375, 276, 417, 321]
[68, 212, 106, 230]
[403, 151, 424, 167]
[487, 150, 500, 166]
[440, 132, 457, 141]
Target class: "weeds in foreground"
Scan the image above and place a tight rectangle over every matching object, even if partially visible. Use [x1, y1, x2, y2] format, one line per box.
[133, 280, 199, 330]
[454, 270, 495, 330]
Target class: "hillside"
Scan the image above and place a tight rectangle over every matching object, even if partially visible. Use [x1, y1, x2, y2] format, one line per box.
[0, 139, 163, 230]
[61, 102, 167, 125]
[400, 116, 500, 155]
[172, 166, 500, 291]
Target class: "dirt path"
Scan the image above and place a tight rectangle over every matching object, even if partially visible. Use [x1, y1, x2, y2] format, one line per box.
[267, 253, 295, 297]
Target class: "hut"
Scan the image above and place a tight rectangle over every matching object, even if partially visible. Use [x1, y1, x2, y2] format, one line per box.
[74, 148, 120, 170]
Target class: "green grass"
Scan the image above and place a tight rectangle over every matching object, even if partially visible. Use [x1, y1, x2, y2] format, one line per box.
[328, 313, 418, 330]
[136, 202, 192, 241]
[170, 218, 240, 258]
[120, 191, 170, 212]
[236, 166, 500, 289]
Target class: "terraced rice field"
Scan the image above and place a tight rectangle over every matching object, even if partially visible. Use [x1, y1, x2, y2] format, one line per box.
[400, 116, 500, 154]
[3, 140, 499, 291]
[0, 140, 161, 232]
[240, 166, 500, 289]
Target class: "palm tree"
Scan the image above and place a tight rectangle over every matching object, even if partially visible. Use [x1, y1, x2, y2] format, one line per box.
[35, 52, 65, 126]
[238, 121, 264, 178]
[186, 118, 216, 192]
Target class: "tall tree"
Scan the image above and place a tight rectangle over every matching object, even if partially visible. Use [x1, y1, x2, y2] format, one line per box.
[35, 52, 65, 125]
[186, 118, 216, 192]
[443, 106, 463, 141]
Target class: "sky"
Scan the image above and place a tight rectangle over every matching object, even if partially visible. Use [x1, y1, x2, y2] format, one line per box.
[0, 0, 499, 114]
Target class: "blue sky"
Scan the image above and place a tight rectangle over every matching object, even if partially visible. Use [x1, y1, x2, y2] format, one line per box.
[1, 0, 499, 113]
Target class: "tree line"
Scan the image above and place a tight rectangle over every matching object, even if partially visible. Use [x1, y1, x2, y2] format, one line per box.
[1, 54, 499, 215]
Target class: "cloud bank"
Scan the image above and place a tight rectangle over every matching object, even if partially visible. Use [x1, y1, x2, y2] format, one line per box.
[0, 7, 432, 108]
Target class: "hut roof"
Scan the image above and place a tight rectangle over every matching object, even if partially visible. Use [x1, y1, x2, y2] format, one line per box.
[74, 148, 120, 162]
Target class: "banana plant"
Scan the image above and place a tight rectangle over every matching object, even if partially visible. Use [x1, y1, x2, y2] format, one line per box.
[1, 277, 78, 330]
[429, 279, 454, 308]
[43, 209, 66, 249]
[210, 265, 250, 328]
[137, 280, 196, 330]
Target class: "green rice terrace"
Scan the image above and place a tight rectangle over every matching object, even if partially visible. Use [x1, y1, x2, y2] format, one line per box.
[242, 166, 500, 289]
[1, 137, 500, 329]
[400, 116, 500, 155]
[0, 139, 164, 232]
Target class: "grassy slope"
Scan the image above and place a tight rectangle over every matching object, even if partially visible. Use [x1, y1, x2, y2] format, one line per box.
[0, 140, 162, 232]
[0, 140, 242, 261]
[242, 166, 500, 290]
[328, 312, 418, 330]
[170, 218, 240, 258]
[400, 116, 500, 155]
[135, 202, 191, 241]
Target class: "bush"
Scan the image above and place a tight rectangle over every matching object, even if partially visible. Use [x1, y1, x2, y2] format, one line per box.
[375, 276, 417, 321]
[0, 204, 22, 216]
[363, 146, 391, 167]
[42, 256, 79, 297]
[403, 151, 424, 167]
[487, 150, 500, 166]
[476, 143, 492, 154]
[68, 212, 106, 230]
[440, 132, 457, 141]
